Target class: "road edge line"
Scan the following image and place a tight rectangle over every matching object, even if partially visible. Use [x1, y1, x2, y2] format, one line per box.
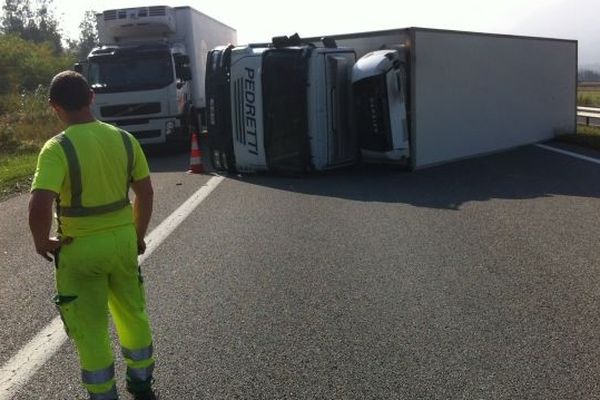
[535, 143, 600, 165]
[0, 174, 225, 400]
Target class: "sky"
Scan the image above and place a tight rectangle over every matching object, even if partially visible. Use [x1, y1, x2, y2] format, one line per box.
[28, 0, 600, 65]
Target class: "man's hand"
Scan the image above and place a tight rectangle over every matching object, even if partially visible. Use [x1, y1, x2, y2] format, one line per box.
[131, 176, 153, 256]
[137, 238, 147, 255]
[35, 236, 73, 262]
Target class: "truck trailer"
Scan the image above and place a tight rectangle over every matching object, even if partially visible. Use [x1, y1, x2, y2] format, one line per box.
[79, 6, 236, 145]
[206, 28, 577, 171]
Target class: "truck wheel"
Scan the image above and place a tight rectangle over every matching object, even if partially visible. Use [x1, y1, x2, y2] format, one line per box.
[223, 151, 237, 173]
[208, 147, 221, 171]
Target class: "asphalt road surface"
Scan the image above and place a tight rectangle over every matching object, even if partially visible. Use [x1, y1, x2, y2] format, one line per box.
[1, 143, 600, 399]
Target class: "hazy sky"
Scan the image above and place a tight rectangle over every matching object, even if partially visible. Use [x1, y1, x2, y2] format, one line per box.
[27, 0, 600, 64]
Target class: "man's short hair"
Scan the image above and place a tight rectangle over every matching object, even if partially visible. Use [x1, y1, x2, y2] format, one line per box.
[49, 71, 92, 111]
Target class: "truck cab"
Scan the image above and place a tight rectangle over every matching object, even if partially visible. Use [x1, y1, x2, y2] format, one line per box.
[352, 48, 410, 163]
[86, 41, 193, 144]
[206, 37, 357, 173]
[79, 6, 236, 146]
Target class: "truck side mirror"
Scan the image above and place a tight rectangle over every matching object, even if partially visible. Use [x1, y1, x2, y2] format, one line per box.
[73, 63, 83, 73]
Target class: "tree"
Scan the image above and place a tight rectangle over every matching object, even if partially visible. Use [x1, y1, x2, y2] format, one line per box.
[70, 10, 98, 60]
[0, 34, 73, 94]
[0, 0, 63, 53]
[578, 69, 600, 83]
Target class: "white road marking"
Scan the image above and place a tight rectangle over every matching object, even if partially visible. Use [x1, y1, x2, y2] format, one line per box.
[536, 144, 600, 165]
[0, 174, 225, 400]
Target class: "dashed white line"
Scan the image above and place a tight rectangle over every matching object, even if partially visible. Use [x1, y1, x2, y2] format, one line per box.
[0, 174, 225, 400]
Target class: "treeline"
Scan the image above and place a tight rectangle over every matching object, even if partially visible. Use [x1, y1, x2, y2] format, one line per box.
[0, 0, 99, 152]
[578, 69, 600, 83]
[0, 0, 98, 97]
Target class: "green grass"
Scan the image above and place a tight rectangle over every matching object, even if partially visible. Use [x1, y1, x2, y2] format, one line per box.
[0, 87, 63, 200]
[0, 151, 38, 199]
[578, 90, 600, 107]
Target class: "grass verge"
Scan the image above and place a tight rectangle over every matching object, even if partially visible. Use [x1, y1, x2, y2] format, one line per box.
[0, 151, 38, 200]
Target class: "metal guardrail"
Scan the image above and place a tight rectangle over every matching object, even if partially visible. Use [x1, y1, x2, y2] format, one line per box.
[577, 106, 600, 126]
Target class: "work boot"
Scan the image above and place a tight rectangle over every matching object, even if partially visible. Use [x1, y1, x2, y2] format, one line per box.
[127, 376, 154, 399]
[129, 390, 158, 400]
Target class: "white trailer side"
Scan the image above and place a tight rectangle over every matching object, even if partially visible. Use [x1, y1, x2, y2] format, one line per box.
[410, 28, 577, 169]
[175, 7, 237, 109]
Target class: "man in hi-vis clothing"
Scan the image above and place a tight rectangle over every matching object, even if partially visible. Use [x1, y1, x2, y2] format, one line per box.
[28, 71, 156, 400]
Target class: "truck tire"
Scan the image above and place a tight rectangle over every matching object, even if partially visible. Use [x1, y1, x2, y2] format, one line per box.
[208, 148, 236, 174]
[222, 150, 237, 173]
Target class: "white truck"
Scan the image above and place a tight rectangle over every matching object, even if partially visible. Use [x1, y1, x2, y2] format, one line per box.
[315, 28, 577, 169]
[77, 6, 236, 146]
[207, 28, 577, 171]
[352, 47, 410, 163]
[205, 35, 357, 173]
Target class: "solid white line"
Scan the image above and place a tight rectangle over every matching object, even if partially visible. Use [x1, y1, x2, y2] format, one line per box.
[0, 319, 67, 400]
[0, 175, 225, 400]
[535, 144, 600, 165]
[140, 175, 225, 264]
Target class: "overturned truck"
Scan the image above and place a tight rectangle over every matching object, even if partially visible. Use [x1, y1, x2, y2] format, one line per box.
[205, 28, 577, 172]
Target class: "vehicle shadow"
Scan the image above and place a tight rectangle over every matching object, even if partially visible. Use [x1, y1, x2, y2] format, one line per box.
[145, 145, 190, 173]
[230, 145, 600, 210]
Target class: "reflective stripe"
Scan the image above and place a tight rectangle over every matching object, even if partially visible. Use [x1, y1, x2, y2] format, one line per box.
[89, 384, 118, 400]
[60, 199, 130, 217]
[56, 134, 82, 208]
[127, 362, 155, 382]
[119, 129, 134, 193]
[122, 343, 153, 361]
[56, 129, 133, 218]
[81, 363, 115, 385]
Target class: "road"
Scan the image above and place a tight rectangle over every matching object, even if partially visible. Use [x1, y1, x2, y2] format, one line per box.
[1, 143, 600, 399]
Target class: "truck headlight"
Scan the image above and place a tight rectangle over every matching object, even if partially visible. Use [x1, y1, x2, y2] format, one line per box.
[165, 121, 175, 135]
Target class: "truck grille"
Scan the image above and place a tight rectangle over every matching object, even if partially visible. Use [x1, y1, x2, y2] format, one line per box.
[353, 76, 392, 152]
[130, 130, 161, 139]
[100, 103, 161, 118]
[103, 6, 166, 20]
[149, 6, 167, 16]
[103, 10, 117, 20]
[232, 78, 246, 145]
[113, 119, 150, 126]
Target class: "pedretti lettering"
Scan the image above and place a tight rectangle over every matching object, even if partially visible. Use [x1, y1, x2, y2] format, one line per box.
[243, 67, 259, 155]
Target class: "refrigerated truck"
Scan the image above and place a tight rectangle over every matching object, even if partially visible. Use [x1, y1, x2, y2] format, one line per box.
[79, 6, 236, 145]
[304, 27, 577, 169]
[206, 38, 357, 173]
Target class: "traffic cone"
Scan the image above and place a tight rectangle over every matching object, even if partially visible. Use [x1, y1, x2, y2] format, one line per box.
[187, 131, 205, 174]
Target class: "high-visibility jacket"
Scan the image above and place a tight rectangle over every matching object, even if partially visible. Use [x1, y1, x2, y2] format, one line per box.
[32, 120, 150, 237]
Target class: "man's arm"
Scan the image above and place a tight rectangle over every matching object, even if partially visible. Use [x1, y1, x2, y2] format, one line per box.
[29, 189, 61, 261]
[131, 176, 154, 254]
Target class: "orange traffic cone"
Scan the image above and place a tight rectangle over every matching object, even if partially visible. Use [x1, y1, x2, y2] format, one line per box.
[187, 132, 205, 174]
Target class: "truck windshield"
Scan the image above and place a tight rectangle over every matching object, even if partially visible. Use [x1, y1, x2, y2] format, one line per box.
[88, 53, 174, 93]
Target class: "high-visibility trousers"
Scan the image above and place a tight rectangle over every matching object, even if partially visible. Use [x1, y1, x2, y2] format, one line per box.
[54, 224, 155, 399]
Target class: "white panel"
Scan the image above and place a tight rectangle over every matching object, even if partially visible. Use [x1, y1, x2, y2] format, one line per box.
[176, 7, 237, 109]
[308, 30, 410, 59]
[413, 30, 577, 169]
